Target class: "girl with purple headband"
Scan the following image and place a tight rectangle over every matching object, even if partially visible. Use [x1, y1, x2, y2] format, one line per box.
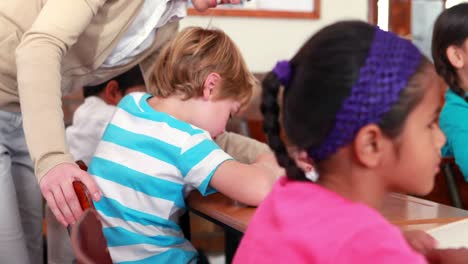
[233, 21, 468, 263]
[433, 3, 468, 182]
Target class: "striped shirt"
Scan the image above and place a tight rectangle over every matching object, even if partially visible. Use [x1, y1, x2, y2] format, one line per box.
[89, 92, 232, 263]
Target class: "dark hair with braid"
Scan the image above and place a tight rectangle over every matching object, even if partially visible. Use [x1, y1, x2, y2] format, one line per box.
[83, 66, 145, 98]
[432, 3, 468, 102]
[262, 21, 429, 181]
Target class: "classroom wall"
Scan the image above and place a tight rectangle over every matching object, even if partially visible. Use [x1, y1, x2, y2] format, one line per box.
[180, 0, 369, 72]
[62, 1, 368, 124]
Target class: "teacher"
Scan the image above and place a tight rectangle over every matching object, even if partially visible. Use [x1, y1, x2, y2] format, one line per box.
[0, 0, 246, 263]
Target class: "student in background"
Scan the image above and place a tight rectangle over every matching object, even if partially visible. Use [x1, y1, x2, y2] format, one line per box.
[46, 66, 145, 264]
[88, 26, 282, 264]
[234, 21, 468, 263]
[67, 66, 146, 166]
[432, 3, 468, 181]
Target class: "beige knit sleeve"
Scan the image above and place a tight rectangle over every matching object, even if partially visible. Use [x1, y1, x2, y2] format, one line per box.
[15, 0, 107, 181]
[214, 132, 272, 164]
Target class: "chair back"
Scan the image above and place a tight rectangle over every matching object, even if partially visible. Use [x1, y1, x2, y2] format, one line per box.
[70, 160, 111, 263]
[74, 160, 95, 210]
[73, 181, 95, 210]
[421, 157, 466, 209]
[440, 158, 464, 208]
[70, 209, 112, 264]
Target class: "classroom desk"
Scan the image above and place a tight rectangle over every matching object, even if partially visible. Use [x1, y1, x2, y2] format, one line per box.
[187, 192, 468, 233]
[381, 193, 468, 228]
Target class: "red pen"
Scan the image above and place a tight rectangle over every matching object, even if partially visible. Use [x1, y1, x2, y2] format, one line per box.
[216, 0, 250, 4]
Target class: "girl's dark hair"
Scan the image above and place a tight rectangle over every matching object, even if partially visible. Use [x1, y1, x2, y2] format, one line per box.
[262, 21, 429, 181]
[83, 66, 145, 98]
[432, 3, 468, 102]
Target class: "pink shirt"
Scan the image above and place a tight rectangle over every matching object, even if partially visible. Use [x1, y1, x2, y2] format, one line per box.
[233, 177, 427, 264]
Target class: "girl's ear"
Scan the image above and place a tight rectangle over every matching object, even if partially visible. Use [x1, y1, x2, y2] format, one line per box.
[202, 73, 221, 100]
[352, 124, 387, 168]
[446, 45, 465, 69]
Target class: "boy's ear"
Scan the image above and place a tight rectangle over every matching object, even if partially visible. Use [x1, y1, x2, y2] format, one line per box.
[352, 124, 386, 168]
[446, 45, 465, 69]
[103, 80, 122, 106]
[202, 73, 221, 100]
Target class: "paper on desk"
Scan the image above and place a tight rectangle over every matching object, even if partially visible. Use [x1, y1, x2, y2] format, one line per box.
[427, 218, 468, 248]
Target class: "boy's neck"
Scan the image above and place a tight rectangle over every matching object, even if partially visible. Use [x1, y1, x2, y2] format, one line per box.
[147, 96, 200, 124]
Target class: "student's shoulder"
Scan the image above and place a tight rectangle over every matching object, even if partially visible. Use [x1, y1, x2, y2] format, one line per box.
[294, 198, 393, 248]
[332, 209, 425, 263]
[265, 182, 383, 230]
[117, 92, 149, 109]
[440, 90, 468, 127]
[442, 89, 468, 113]
[71, 96, 115, 124]
[326, 202, 392, 238]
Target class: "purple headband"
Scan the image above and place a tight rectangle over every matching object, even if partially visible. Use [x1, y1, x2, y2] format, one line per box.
[273, 60, 292, 86]
[307, 27, 422, 161]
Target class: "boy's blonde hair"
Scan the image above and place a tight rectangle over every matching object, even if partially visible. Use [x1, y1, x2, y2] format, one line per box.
[148, 27, 255, 106]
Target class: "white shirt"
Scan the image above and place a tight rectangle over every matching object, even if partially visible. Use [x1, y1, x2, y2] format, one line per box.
[102, 0, 186, 67]
[66, 96, 117, 165]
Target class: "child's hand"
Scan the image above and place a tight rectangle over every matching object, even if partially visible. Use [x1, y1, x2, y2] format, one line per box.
[402, 230, 437, 255]
[426, 248, 468, 264]
[288, 147, 315, 174]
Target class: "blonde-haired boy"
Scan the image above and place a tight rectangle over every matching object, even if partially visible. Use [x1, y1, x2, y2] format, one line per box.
[87, 27, 282, 263]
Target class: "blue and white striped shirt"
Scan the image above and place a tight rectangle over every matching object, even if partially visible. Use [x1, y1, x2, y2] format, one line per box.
[89, 92, 232, 263]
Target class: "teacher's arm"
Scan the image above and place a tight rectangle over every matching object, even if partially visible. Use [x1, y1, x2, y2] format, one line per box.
[15, 0, 107, 226]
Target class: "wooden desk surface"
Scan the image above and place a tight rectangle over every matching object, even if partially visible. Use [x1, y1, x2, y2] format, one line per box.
[188, 192, 468, 233]
[381, 193, 468, 226]
[188, 192, 255, 232]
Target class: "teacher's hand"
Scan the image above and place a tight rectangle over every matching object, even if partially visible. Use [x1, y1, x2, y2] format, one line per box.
[40, 163, 101, 226]
[191, 0, 242, 12]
